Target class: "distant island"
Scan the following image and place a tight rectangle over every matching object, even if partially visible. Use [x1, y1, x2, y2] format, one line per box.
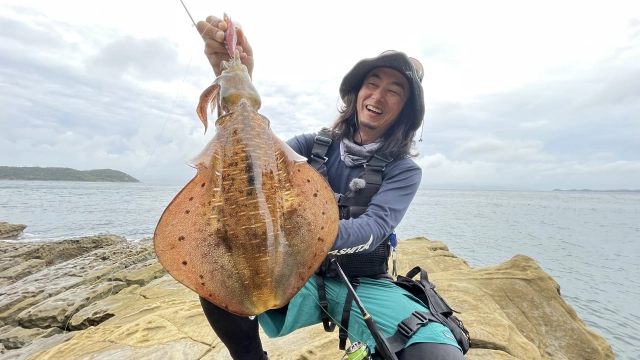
[0, 166, 139, 182]
[552, 189, 639, 192]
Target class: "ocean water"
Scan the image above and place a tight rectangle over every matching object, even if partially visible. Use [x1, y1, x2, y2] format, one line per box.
[1, 180, 638, 359]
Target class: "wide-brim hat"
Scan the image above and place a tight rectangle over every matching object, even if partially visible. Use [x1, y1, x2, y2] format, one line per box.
[339, 51, 424, 133]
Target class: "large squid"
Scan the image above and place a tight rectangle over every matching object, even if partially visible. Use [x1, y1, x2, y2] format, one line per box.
[154, 15, 339, 316]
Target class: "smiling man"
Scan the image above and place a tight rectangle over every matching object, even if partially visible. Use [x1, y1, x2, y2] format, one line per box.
[194, 15, 465, 360]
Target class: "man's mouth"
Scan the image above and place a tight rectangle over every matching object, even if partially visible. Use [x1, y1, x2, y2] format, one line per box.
[366, 105, 382, 114]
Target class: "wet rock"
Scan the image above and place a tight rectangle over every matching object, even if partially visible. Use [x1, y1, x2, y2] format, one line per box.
[111, 259, 166, 287]
[0, 259, 46, 284]
[0, 326, 63, 350]
[0, 236, 615, 360]
[0, 332, 76, 360]
[0, 223, 26, 240]
[16, 281, 127, 330]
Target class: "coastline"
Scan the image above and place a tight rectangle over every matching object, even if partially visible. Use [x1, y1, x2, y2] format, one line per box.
[0, 234, 614, 359]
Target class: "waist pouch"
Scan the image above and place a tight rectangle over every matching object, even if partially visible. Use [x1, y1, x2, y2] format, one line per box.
[318, 240, 390, 278]
[392, 266, 471, 354]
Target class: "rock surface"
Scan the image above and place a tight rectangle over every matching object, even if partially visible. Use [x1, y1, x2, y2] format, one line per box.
[0, 223, 26, 240]
[0, 236, 614, 359]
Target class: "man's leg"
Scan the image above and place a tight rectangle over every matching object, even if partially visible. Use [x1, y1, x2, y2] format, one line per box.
[397, 342, 465, 360]
[199, 297, 267, 360]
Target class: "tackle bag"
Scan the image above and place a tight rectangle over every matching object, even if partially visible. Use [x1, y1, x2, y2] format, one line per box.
[390, 266, 471, 354]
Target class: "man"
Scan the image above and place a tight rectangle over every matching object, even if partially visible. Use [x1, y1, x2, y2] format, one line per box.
[195, 16, 465, 360]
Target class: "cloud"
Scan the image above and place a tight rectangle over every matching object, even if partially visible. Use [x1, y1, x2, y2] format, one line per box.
[455, 137, 553, 163]
[87, 36, 185, 82]
[1, 2, 639, 190]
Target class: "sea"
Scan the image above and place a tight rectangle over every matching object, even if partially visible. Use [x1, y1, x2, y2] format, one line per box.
[1, 180, 638, 359]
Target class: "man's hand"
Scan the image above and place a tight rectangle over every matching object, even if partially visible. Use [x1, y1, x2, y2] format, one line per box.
[196, 15, 254, 78]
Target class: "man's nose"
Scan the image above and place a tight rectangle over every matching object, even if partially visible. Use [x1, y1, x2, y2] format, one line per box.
[371, 88, 384, 101]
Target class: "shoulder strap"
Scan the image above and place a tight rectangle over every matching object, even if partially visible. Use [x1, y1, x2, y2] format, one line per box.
[363, 153, 393, 185]
[309, 127, 333, 170]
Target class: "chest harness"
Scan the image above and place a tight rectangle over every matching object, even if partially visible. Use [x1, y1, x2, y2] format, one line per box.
[309, 128, 395, 350]
[307, 128, 471, 356]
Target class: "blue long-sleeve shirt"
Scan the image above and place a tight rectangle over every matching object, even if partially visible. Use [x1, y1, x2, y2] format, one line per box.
[286, 133, 422, 254]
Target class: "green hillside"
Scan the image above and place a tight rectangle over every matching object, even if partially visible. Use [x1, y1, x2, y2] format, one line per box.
[0, 166, 139, 182]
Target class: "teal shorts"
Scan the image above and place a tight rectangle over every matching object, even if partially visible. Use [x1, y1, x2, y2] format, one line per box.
[258, 276, 461, 354]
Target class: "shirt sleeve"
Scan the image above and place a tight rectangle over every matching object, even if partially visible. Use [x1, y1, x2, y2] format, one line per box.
[285, 133, 315, 157]
[329, 161, 422, 255]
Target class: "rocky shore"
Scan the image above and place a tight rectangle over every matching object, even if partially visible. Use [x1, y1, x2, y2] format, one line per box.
[0, 223, 26, 240]
[0, 232, 614, 359]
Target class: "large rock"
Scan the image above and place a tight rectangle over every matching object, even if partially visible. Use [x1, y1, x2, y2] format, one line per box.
[0, 223, 26, 240]
[0, 236, 614, 360]
[0, 237, 151, 327]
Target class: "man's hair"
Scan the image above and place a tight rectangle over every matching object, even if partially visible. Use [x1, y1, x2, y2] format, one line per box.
[331, 91, 419, 160]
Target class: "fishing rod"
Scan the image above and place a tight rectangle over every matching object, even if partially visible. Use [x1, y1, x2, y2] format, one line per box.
[331, 257, 398, 360]
[179, 0, 198, 28]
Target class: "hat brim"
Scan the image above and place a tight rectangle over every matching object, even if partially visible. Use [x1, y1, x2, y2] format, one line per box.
[339, 52, 424, 132]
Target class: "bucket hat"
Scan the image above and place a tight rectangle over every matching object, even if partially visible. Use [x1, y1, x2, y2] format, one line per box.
[339, 51, 424, 132]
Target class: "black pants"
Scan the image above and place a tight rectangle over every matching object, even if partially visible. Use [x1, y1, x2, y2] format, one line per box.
[200, 297, 465, 360]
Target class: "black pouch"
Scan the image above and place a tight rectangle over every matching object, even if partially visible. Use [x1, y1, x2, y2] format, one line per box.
[393, 266, 471, 354]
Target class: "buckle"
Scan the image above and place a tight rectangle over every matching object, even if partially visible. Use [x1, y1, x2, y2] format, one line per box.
[319, 300, 329, 310]
[310, 154, 328, 164]
[397, 311, 430, 338]
[397, 319, 417, 338]
[413, 311, 429, 323]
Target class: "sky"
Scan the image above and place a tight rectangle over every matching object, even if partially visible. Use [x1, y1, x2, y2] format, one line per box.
[1, 0, 639, 190]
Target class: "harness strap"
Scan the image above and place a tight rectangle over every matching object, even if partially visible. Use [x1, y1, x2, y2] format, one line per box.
[338, 277, 360, 350]
[364, 154, 392, 185]
[315, 273, 336, 332]
[385, 311, 439, 354]
[309, 127, 333, 171]
[337, 196, 370, 208]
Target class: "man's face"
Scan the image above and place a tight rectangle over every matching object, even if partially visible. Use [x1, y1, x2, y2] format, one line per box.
[356, 67, 410, 137]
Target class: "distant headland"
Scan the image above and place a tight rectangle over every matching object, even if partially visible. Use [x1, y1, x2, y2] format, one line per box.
[0, 166, 139, 182]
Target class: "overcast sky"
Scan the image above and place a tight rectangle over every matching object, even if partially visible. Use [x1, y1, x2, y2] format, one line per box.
[1, 0, 639, 190]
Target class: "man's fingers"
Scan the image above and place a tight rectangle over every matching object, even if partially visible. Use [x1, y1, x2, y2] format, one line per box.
[204, 39, 229, 57]
[205, 16, 227, 31]
[198, 22, 225, 43]
[197, 16, 226, 42]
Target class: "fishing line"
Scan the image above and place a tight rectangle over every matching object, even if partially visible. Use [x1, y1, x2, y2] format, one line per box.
[115, 0, 213, 242]
[298, 285, 371, 356]
[139, 0, 210, 180]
